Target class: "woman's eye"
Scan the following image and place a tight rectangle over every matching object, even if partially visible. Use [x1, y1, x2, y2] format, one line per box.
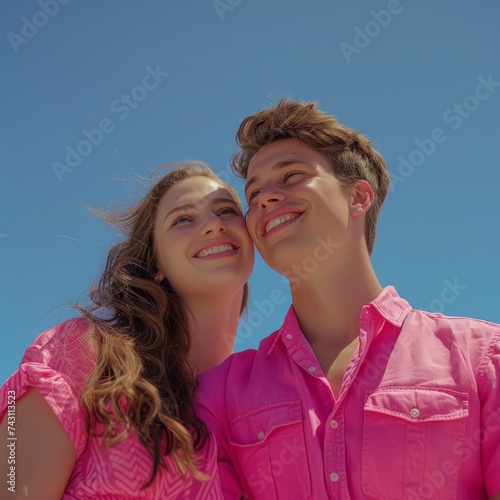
[218, 207, 238, 217]
[172, 216, 192, 226]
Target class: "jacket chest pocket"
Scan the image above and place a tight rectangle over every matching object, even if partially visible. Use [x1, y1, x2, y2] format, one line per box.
[361, 387, 469, 500]
[228, 400, 311, 500]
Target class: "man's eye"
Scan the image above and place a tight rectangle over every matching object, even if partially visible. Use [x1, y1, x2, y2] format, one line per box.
[248, 189, 261, 202]
[283, 171, 300, 182]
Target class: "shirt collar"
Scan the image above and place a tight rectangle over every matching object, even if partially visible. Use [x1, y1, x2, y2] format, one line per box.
[268, 304, 302, 354]
[268, 285, 412, 354]
[367, 286, 412, 327]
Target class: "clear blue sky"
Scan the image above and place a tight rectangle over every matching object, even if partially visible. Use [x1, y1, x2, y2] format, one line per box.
[1, 1, 499, 384]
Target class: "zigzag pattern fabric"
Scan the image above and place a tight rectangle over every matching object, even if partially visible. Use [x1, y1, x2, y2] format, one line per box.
[0, 319, 223, 499]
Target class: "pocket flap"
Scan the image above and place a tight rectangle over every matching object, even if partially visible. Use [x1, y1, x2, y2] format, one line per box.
[364, 387, 469, 423]
[229, 400, 302, 446]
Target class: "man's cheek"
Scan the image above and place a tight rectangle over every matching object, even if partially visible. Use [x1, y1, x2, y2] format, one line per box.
[245, 213, 259, 238]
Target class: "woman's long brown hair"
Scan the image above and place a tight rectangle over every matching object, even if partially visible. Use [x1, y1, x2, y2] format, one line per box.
[77, 162, 248, 487]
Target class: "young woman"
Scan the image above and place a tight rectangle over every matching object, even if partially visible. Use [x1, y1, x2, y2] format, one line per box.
[0, 162, 254, 499]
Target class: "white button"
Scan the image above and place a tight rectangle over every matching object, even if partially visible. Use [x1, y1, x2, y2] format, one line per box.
[257, 431, 265, 440]
[330, 472, 339, 482]
[308, 366, 316, 372]
[330, 420, 338, 429]
[286, 334, 292, 340]
[410, 408, 420, 419]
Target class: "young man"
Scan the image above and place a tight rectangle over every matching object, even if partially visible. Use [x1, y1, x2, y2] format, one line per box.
[197, 99, 500, 499]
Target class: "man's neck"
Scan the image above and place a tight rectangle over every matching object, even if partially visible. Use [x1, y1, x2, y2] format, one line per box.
[290, 252, 382, 374]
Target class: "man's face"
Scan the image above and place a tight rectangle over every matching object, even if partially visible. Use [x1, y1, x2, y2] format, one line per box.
[244, 138, 353, 276]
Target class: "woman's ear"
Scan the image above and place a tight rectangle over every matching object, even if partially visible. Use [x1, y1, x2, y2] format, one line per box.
[350, 180, 374, 217]
[152, 271, 165, 284]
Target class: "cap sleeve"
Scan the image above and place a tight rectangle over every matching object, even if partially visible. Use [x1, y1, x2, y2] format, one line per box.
[0, 318, 96, 458]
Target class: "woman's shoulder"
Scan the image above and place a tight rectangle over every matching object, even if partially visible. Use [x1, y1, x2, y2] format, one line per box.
[24, 317, 97, 369]
[14, 318, 98, 393]
[29, 317, 92, 348]
[0, 318, 98, 456]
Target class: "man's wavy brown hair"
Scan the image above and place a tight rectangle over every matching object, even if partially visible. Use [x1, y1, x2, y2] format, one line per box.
[77, 162, 248, 488]
[231, 98, 390, 254]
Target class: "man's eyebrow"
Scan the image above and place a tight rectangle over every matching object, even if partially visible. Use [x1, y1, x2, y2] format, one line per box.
[244, 160, 311, 197]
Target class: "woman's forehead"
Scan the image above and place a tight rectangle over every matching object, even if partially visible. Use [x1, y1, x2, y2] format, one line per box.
[171, 176, 233, 201]
[158, 176, 237, 215]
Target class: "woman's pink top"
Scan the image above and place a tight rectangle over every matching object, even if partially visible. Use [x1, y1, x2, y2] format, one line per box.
[0, 318, 222, 499]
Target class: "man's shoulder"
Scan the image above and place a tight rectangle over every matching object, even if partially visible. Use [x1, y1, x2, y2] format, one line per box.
[410, 308, 500, 330]
[406, 308, 500, 349]
[196, 328, 296, 421]
[376, 286, 499, 335]
[201, 330, 281, 381]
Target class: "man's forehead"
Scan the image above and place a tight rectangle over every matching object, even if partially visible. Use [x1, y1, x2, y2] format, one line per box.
[247, 139, 316, 175]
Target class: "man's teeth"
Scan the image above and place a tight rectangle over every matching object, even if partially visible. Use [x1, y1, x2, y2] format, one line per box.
[197, 244, 234, 258]
[265, 214, 298, 233]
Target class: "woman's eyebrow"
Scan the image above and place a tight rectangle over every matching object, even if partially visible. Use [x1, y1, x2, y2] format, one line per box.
[210, 197, 239, 206]
[163, 203, 196, 223]
[163, 197, 238, 224]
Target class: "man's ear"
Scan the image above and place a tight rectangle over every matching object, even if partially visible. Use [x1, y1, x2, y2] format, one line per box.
[350, 180, 374, 217]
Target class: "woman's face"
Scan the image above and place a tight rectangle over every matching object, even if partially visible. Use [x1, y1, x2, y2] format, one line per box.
[153, 176, 254, 301]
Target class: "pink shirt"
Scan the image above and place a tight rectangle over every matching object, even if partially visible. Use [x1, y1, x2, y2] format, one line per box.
[197, 286, 500, 499]
[0, 319, 222, 499]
